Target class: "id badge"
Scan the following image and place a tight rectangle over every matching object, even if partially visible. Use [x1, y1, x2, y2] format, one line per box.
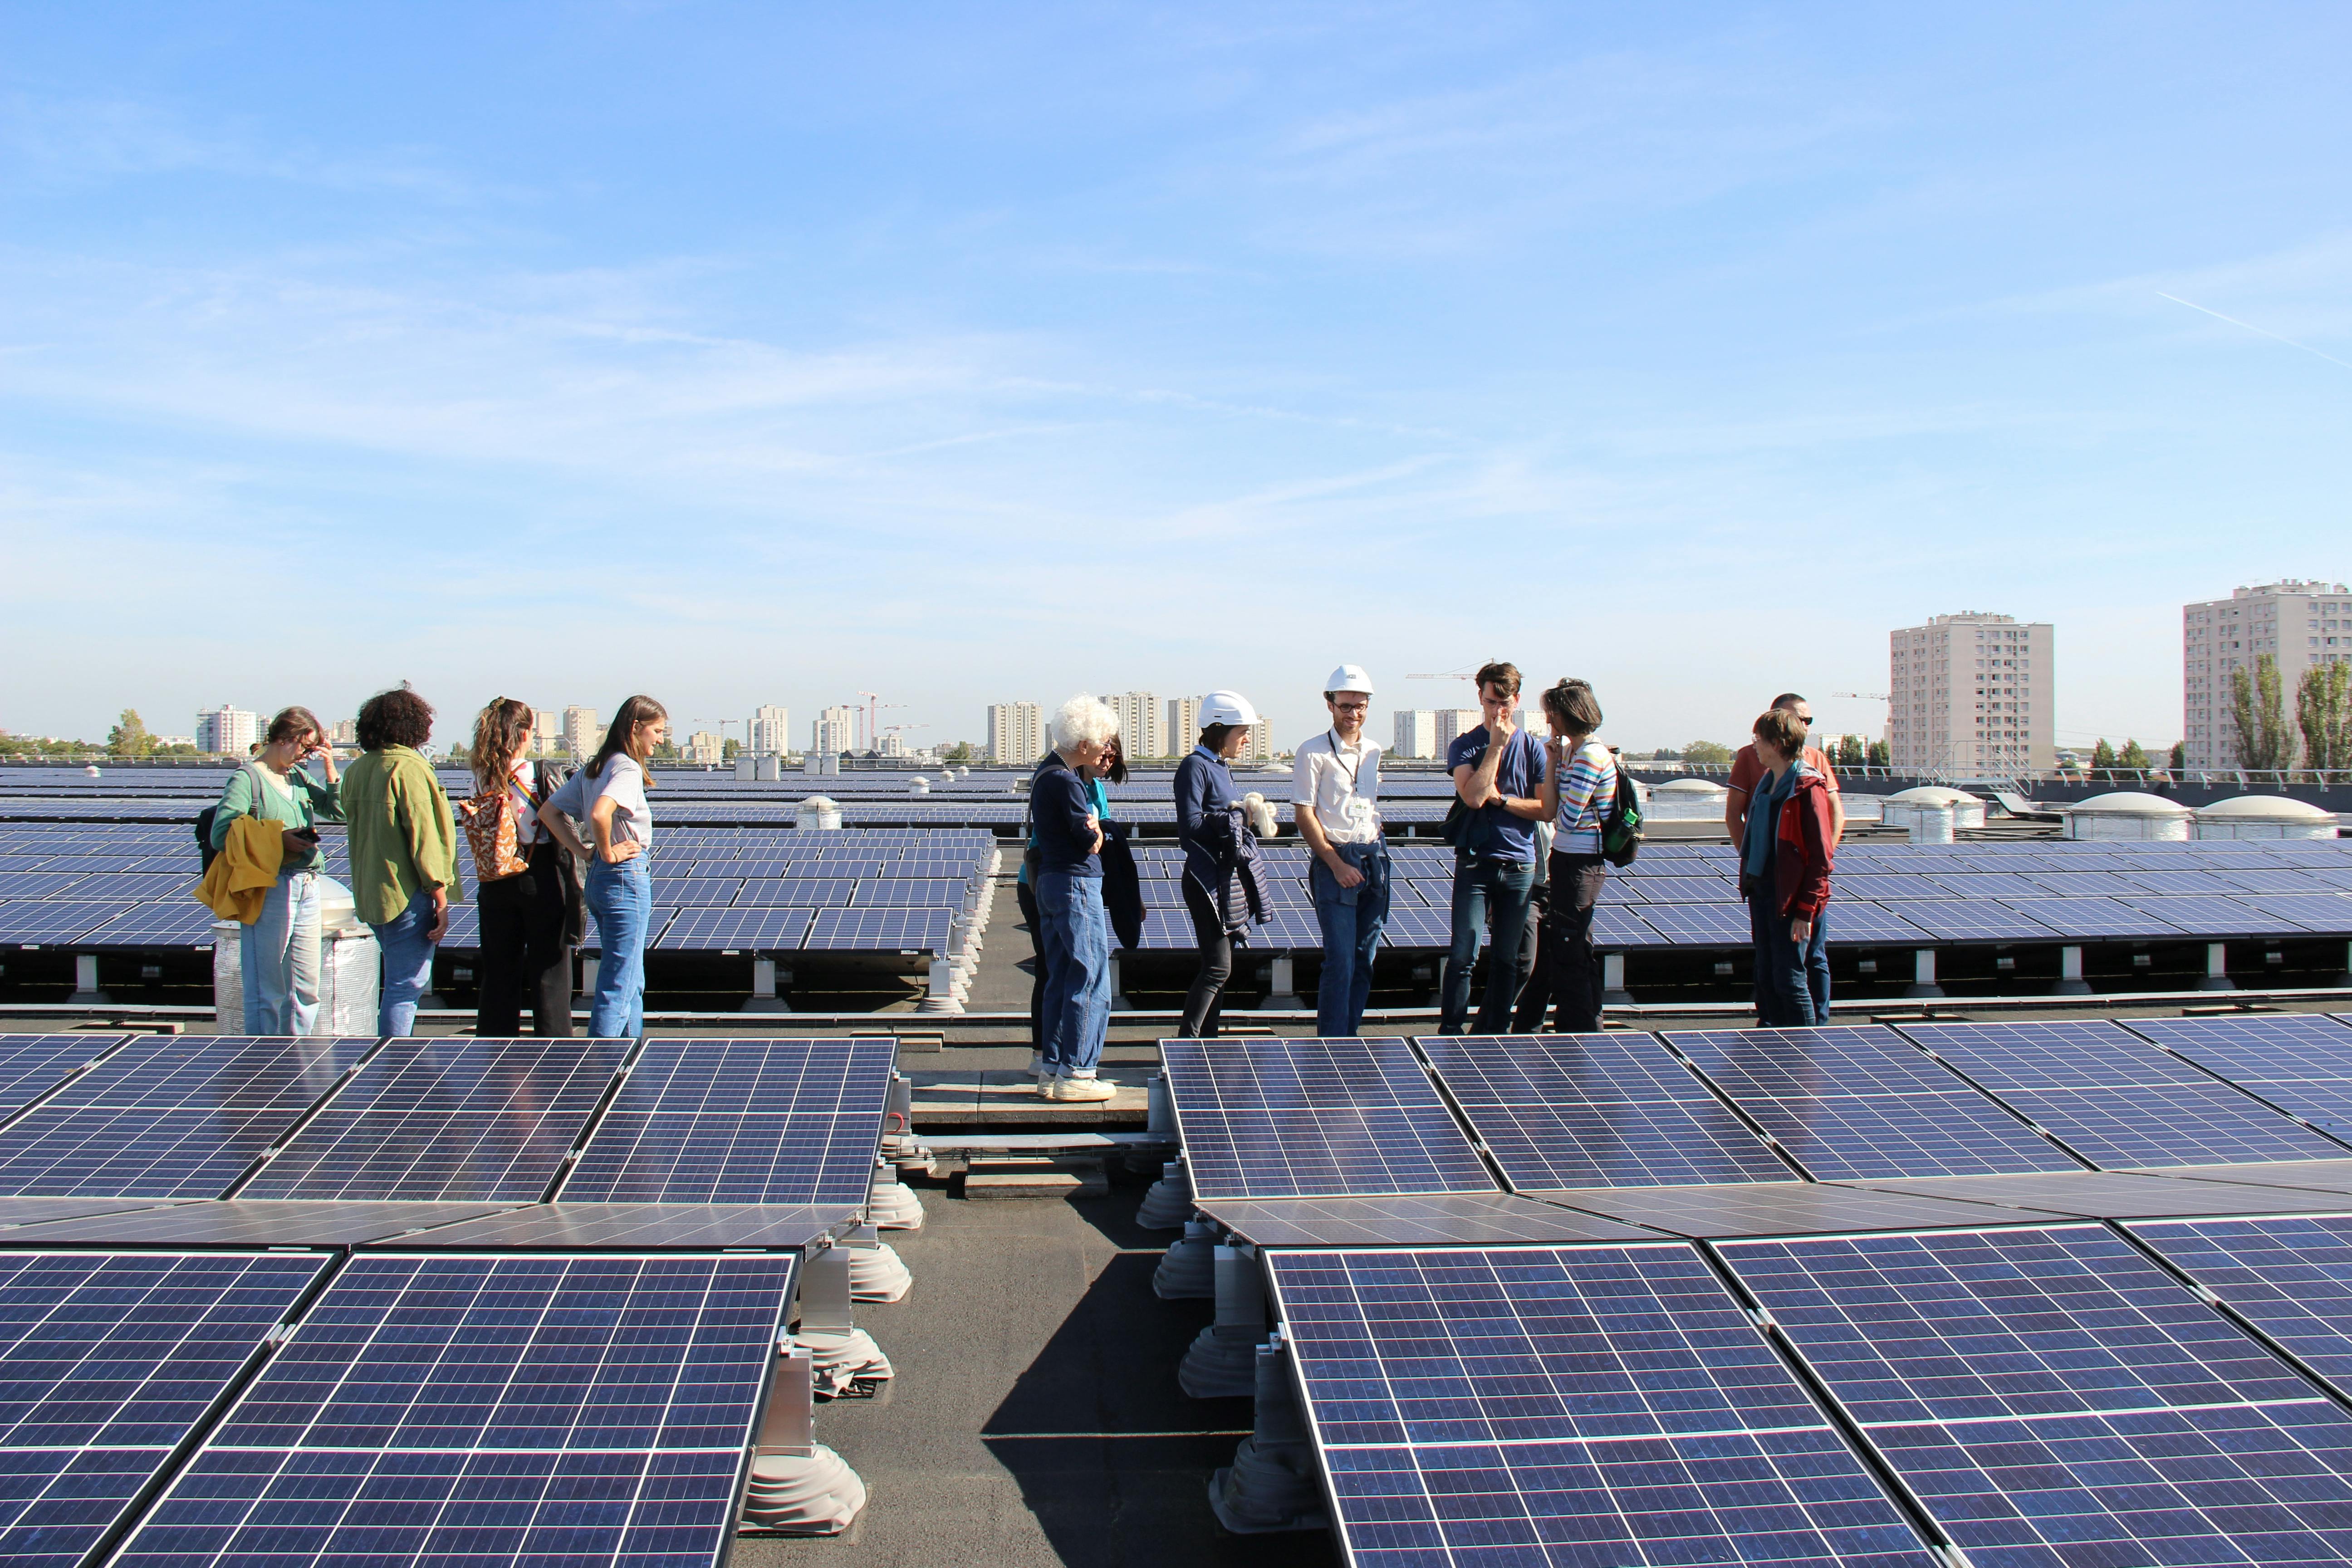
[1341, 796, 1376, 834]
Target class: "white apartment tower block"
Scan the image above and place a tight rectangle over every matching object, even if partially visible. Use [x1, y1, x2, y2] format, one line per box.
[2182, 580, 2351, 767]
[562, 706, 599, 759]
[747, 705, 790, 755]
[686, 730, 724, 766]
[1102, 692, 1162, 759]
[1166, 696, 1203, 755]
[987, 701, 1045, 766]
[195, 705, 261, 757]
[531, 709, 560, 758]
[1433, 710, 1481, 753]
[813, 705, 857, 756]
[1886, 612, 2054, 776]
[1392, 710, 1438, 759]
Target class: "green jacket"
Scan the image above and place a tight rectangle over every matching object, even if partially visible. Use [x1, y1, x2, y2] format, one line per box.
[339, 745, 462, 923]
[209, 763, 344, 876]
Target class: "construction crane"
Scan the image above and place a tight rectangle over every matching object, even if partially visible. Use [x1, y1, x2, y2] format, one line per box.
[1405, 660, 1499, 681]
[1830, 691, 1888, 702]
[855, 692, 882, 753]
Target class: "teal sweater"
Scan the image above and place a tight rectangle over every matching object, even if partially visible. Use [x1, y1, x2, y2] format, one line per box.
[209, 764, 344, 876]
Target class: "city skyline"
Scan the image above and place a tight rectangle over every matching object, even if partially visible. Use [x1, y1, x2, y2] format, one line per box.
[5, 9, 2347, 755]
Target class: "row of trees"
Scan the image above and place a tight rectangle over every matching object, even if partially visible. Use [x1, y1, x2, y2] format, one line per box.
[104, 711, 200, 759]
[1647, 737, 1893, 768]
[2228, 656, 2352, 775]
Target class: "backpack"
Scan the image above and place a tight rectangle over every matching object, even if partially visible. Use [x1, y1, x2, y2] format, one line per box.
[1598, 751, 1644, 867]
[458, 763, 550, 882]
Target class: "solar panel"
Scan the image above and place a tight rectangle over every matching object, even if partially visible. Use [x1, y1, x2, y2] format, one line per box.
[1810, 872, 1939, 901]
[2123, 1014, 2352, 1139]
[0, 1036, 377, 1198]
[0, 899, 139, 945]
[803, 906, 954, 952]
[112, 1253, 794, 1568]
[1666, 1026, 2080, 1180]
[648, 875, 745, 905]
[49, 872, 194, 902]
[1834, 1168, 2352, 1219]
[1881, 899, 2060, 942]
[1193, 1192, 1660, 1247]
[1987, 895, 2187, 938]
[1919, 871, 2048, 900]
[2130, 1215, 2352, 1392]
[0, 1249, 325, 1568]
[652, 904, 815, 952]
[1620, 875, 1739, 904]
[1820, 902, 1935, 944]
[0, 1033, 126, 1118]
[562, 1038, 892, 1204]
[0, 872, 89, 899]
[2, 1200, 514, 1246]
[731, 876, 856, 906]
[2116, 894, 2312, 936]
[1720, 1224, 2352, 1568]
[2017, 869, 2151, 897]
[80, 899, 225, 947]
[1265, 1246, 1935, 1567]
[1589, 904, 1671, 948]
[372, 1202, 853, 1250]
[239, 1039, 632, 1201]
[1539, 1180, 2064, 1236]
[1902, 1018, 2235, 1090]
[1161, 1038, 1497, 1200]
[1419, 1034, 1791, 1188]
[1628, 902, 1753, 945]
[2234, 892, 2352, 933]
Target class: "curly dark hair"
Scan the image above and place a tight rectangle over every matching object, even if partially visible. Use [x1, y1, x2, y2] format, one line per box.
[355, 686, 435, 751]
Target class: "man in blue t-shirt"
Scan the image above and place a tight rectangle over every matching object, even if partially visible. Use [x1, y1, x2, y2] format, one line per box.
[1440, 660, 1549, 1034]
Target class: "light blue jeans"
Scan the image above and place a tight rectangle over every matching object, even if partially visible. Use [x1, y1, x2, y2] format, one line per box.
[371, 887, 441, 1038]
[1036, 871, 1110, 1078]
[584, 856, 653, 1039]
[1309, 843, 1391, 1038]
[240, 871, 320, 1036]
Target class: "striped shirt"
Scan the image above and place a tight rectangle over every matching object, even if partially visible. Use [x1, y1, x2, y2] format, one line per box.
[1552, 740, 1617, 855]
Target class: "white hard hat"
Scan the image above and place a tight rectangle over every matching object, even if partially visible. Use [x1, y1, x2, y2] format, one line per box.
[1324, 664, 1374, 696]
[1200, 690, 1261, 728]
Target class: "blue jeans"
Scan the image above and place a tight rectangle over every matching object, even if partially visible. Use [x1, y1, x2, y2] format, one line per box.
[584, 857, 653, 1039]
[1757, 896, 1831, 1027]
[241, 871, 321, 1035]
[1036, 871, 1110, 1077]
[1442, 853, 1538, 1034]
[1310, 843, 1391, 1038]
[370, 887, 440, 1039]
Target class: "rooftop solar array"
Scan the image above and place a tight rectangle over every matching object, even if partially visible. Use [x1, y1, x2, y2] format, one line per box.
[112, 1253, 794, 1568]
[561, 1038, 893, 1204]
[0, 1250, 326, 1568]
[1417, 1034, 1793, 1188]
[0, 1033, 127, 1118]
[2123, 1012, 2352, 1141]
[1162, 1038, 1497, 1201]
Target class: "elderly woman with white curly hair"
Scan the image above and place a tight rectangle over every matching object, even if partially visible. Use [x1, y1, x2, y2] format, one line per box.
[1027, 694, 1121, 1102]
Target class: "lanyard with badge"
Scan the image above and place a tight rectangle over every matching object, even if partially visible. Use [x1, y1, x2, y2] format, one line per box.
[1325, 730, 1378, 836]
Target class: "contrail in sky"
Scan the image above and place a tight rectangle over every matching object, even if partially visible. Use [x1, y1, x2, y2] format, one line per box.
[2156, 290, 2352, 372]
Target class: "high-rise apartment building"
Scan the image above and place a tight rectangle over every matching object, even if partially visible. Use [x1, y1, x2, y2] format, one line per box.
[1165, 696, 1203, 755]
[329, 718, 358, 748]
[813, 706, 857, 756]
[1101, 692, 1162, 758]
[2182, 579, 2351, 767]
[686, 730, 723, 766]
[1433, 710, 1481, 753]
[562, 706, 599, 759]
[1392, 710, 1438, 759]
[195, 705, 261, 756]
[1241, 725, 1274, 762]
[747, 704, 790, 755]
[531, 709, 559, 757]
[987, 702, 1044, 766]
[1886, 612, 2054, 775]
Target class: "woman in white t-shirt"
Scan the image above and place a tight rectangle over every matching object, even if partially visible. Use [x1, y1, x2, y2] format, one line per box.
[465, 698, 580, 1038]
[1535, 678, 1615, 1034]
[540, 695, 666, 1038]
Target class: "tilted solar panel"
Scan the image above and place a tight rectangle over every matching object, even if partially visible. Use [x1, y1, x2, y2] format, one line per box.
[803, 906, 954, 952]
[0, 1033, 127, 1119]
[110, 1253, 794, 1568]
[1419, 1034, 1790, 1188]
[653, 904, 815, 952]
[239, 1039, 632, 1201]
[0, 1250, 325, 1568]
[2123, 1014, 2352, 1139]
[730, 877, 856, 906]
[1666, 1027, 2087, 1180]
[1266, 1246, 1936, 1568]
[1822, 901, 1936, 945]
[562, 1037, 892, 1205]
[2115, 894, 2312, 936]
[1162, 1038, 1496, 1200]
[0, 899, 140, 946]
[1990, 895, 2188, 939]
[0, 1036, 377, 1198]
[2130, 1215, 2352, 1392]
[1722, 1224, 2352, 1568]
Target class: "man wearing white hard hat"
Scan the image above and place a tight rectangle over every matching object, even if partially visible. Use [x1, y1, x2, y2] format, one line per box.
[1293, 665, 1388, 1037]
[1173, 690, 1270, 1037]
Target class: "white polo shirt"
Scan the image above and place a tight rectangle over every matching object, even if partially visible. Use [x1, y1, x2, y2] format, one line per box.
[1292, 730, 1382, 845]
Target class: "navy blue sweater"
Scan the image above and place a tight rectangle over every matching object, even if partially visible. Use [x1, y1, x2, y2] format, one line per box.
[1029, 752, 1102, 877]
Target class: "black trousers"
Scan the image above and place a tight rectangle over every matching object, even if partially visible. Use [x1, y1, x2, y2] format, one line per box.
[1511, 876, 1552, 1032]
[1179, 881, 1233, 1039]
[1016, 878, 1045, 1050]
[1540, 851, 1607, 1035]
[475, 843, 574, 1038]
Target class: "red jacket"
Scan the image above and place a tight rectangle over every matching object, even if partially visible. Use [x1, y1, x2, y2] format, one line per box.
[1771, 770, 1835, 920]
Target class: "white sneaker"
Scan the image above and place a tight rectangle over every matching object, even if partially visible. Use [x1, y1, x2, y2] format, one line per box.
[1050, 1074, 1116, 1103]
[1026, 1050, 1049, 1083]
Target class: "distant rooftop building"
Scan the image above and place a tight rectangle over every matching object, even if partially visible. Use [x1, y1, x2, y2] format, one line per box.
[532, 708, 559, 756]
[814, 705, 857, 757]
[562, 705, 598, 760]
[1433, 709, 1481, 753]
[195, 705, 260, 757]
[1166, 696, 1202, 755]
[2182, 579, 2350, 767]
[987, 702, 1044, 766]
[329, 718, 358, 748]
[747, 704, 790, 755]
[1392, 710, 1438, 760]
[1887, 612, 2053, 776]
[686, 730, 723, 766]
[1102, 692, 1162, 759]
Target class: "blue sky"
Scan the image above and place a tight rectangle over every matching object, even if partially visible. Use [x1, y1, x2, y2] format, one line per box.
[4, 3, 2347, 754]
